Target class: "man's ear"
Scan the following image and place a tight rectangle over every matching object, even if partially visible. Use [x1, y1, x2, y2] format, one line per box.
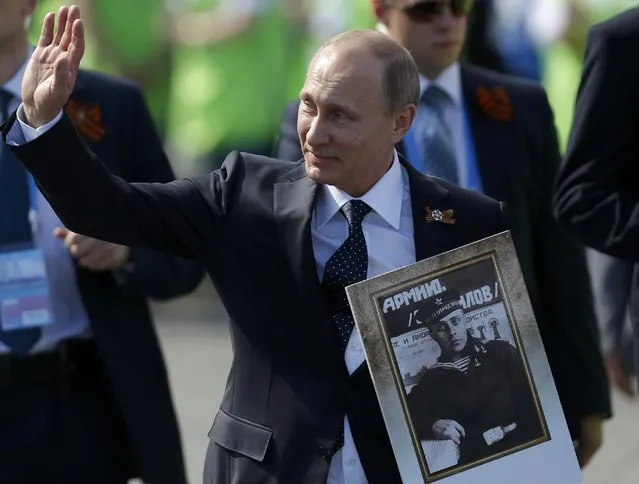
[24, 0, 37, 18]
[371, 0, 386, 21]
[391, 104, 417, 144]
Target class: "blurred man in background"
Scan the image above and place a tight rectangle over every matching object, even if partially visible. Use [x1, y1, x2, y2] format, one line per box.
[0, 1, 203, 483]
[554, 5, 639, 391]
[166, 0, 307, 175]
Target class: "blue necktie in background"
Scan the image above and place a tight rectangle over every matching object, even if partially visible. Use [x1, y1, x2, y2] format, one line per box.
[414, 85, 458, 184]
[0, 88, 42, 355]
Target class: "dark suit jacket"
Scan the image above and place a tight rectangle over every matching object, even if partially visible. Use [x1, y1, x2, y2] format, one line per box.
[275, 63, 611, 440]
[553, 6, 639, 380]
[4, 106, 508, 483]
[51, 70, 203, 484]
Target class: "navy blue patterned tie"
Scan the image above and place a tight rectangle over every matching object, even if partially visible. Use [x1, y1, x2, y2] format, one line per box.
[416, 85, 458, 184]
[0, 88, 42, 355]
[321, 199, 371, 456]
[322, 199, 371, 352]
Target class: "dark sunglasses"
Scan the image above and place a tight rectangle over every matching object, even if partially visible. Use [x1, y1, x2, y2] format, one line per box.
[394, 0, 475, 22]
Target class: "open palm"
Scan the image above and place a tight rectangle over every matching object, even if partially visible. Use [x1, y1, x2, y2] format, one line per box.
[22, 5, 85, 127]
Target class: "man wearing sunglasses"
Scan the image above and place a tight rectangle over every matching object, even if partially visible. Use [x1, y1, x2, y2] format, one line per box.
[275, 0, 611, 470]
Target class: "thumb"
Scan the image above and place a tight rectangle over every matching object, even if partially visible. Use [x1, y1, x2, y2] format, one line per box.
[53, 227, 69, 238]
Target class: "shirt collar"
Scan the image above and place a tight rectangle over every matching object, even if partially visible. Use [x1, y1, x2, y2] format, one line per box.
[3, 47, 32, 99]
[418, 62, 462, 108]
[315, 150, 404, 230]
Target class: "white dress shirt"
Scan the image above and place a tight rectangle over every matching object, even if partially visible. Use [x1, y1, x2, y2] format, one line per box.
[2, 57, 91, 356]
[417, 62, 468, 187]
[312, 151, 416, 484]
[13, 111, 418, 484]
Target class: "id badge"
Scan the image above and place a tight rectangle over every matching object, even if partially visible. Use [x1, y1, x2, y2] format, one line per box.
[0, 246, 54, 331]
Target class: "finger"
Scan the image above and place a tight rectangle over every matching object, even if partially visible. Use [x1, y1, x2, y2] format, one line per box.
[453, 421, 466, 438]
[52, 6, 69, 46]
[68, 18, 85, 70]
[449, 429, 461, 445]
[38, 12, 56, 48]
[70, 236, 100, 258]
[53, 227, 69, 239]
[78, 249, 113, 271]
[60, 5, 80, 51]
[61, 230, 84, 250]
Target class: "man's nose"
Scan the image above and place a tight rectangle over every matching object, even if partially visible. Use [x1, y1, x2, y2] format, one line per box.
[435, 7, 457, 29]
[443, 324, 455, 339]
[305, 116, 330, 146]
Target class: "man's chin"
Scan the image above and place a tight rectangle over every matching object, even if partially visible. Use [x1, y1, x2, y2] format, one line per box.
[453, 342, 466, 353]
[305, 163, 336, 185]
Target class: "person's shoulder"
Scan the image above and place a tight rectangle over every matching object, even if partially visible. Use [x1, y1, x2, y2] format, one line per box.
[461, 63, 546, 100]
[75, 69, 143, 97]
[590, 6, 639, 44]
[414, 173, 506, 237]
[217, 151, 304, 182]
[484, 339, 518, 356]
[427, 174, 501, 211]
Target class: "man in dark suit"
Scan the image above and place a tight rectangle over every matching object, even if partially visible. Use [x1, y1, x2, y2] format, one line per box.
[554, 6, 639, 385]
[275, 0, 610, 469]
[0, 2, 203, 483]
[3, 6, 512, 484]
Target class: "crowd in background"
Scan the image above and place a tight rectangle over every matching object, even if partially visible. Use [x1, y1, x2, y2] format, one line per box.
[2, 1, 637, 483]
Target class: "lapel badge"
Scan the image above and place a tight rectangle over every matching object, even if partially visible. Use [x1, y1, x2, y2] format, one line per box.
[425, 206, 456, 225]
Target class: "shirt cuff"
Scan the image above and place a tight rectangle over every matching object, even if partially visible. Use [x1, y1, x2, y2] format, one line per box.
[6, 104, 64, 145]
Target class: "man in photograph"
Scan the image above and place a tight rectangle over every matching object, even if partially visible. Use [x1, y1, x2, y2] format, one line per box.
[407, 289, 544, 469]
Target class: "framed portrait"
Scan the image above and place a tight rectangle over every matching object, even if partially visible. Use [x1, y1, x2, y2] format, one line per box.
[346, 231, 582, 484]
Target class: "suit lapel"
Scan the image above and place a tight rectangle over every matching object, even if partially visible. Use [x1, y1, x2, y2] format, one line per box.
[403, 161, 457, 262]
[460, 64, 517, 203]
[273, 165, 345, 371]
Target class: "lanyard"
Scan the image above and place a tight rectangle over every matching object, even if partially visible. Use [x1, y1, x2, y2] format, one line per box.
[27, 175, 39, 235]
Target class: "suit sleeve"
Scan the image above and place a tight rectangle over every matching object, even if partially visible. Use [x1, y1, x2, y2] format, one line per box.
[3, 110, 236, 263]
[529, 88, 611, 432]
[273, 101, 304, 161]
[112, 85, 204, 300]
[554, 26, 639, 261]
[587, 249, 633, 352]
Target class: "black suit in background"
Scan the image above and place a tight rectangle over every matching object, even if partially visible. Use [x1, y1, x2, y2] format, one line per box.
[275, 63, 611, 441]
[1, 70, 203, 484]
[4, 106, 508, 483]
[554, 7, 639, 378]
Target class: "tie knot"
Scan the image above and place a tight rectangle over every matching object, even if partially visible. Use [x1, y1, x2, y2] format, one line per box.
[421, 85, 450, 111]
[340, 199, 371, 228]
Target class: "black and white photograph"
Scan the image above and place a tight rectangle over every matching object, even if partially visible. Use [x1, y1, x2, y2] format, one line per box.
[346, 232, 583, 484]
[380, 257, 547, 476]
